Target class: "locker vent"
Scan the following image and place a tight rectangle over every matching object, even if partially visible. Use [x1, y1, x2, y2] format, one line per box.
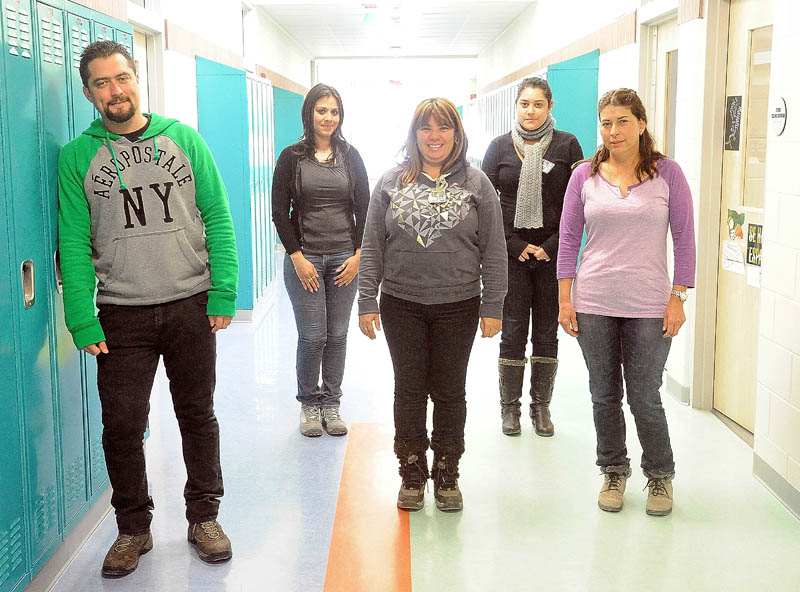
[4, 2, 32, 59]
[91, 433, 105, 477]
[69, 17, 89, 70]
[0, 517, 24, 587]
[34, 484, 57, 541]
[66, 454, 86, 505]
[39, 12, 64, 66]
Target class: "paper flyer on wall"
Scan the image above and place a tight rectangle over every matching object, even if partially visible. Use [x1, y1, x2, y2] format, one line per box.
[722, 240, 745, 275]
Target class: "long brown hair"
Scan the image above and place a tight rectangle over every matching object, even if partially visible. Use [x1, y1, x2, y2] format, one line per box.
[590, 88, 664, 181]
[293, 83, 348, 159]
[400, 98, 468, 186]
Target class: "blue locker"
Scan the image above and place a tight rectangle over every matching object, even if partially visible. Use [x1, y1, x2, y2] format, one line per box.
[91, 18, 111, 43]
[35, 0, 89, 531]
[1, 0, 132, 587]
[0, 7, 28, 590]
[1, 0, 61, 574]
[65, 11, 92, 136]
[114, 27, 131, 55]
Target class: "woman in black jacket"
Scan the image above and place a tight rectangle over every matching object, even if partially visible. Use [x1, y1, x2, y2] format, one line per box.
[482, 77, 583, 437]
[271, 83, 370, 438]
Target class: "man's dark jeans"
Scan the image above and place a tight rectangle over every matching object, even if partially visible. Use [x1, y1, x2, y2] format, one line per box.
[97, 291, 223, 534]
[380, 293, 479, 450]
[576, 313, 675, 478]
[500, 257, 558, 360]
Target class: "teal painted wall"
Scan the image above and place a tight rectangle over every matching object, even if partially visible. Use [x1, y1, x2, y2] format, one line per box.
[547, 50, 600, 158]
[273, 86, 304, 158]
[196, 57, 253, 310]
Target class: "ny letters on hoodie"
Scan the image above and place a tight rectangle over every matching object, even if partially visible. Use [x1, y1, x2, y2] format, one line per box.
[57, 113, 238, 349]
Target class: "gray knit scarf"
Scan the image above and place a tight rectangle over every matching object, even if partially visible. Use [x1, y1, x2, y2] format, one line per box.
[511, 114, 555, 229]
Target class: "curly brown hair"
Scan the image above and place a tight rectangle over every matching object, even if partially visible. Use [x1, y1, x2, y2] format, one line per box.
[590, 88, 664, 181]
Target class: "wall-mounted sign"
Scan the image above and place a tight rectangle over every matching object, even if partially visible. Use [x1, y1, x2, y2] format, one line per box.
[724, 95, 742, 150]
[771, 97, 787, 136]
[747, 223, 762, 266]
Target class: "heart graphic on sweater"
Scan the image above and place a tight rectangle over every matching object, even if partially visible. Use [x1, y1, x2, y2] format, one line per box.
[389, 182, 472, 248]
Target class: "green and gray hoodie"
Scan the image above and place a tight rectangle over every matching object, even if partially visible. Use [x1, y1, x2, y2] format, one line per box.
[57, 113, 238, 349]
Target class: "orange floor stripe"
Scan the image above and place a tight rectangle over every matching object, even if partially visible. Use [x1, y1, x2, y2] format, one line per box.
[324, 423, 412, 592]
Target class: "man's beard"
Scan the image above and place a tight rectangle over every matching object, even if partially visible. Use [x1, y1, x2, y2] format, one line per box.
[104, 99, 136, 124]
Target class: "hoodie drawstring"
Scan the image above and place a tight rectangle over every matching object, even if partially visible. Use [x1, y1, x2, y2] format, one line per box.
[105, 132, 161, 190]
[105, 131, 127, 190]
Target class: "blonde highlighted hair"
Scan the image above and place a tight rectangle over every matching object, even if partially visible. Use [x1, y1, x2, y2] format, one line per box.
[400, 98, 469, 186]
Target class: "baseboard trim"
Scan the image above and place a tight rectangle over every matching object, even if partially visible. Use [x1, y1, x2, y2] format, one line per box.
[27, 487, 112, 592]
[665, 372, 690, 405]
[753, 453, 800, 521]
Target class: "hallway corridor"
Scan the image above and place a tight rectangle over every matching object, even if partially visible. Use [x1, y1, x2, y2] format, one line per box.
[50, 255, 800, 592]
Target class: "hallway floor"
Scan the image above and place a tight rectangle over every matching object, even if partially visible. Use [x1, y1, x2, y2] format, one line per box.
[50, 262, 800, 591]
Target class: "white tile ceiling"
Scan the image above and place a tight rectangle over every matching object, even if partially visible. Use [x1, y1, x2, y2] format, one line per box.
[251, 1, 535, 58]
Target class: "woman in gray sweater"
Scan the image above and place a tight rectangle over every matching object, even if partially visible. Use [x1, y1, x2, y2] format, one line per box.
[358, 98, 507, 512]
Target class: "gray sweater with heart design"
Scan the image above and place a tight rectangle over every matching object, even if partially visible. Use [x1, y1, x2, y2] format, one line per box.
[357, 162, 507, 320]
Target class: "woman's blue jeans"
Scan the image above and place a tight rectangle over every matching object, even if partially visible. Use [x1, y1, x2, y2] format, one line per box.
[576, 313, 675, 478]
[284, 251, 358, 407]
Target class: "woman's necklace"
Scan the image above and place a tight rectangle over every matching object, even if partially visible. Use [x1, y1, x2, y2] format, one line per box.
[315, 147, 333, 162]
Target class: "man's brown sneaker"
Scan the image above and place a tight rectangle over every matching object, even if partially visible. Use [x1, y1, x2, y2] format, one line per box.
[645, 477, 673, 516]
[598, 472, 628, 512]
[101, 532, 153, 578]
[188, 520, 232, 563]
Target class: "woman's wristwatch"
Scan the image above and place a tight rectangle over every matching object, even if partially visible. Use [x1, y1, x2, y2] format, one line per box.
[670, 289, 688, 302]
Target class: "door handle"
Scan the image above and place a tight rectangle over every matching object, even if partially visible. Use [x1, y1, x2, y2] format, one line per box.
[54, 249, 63, 294]
[21, 259, 35, 309]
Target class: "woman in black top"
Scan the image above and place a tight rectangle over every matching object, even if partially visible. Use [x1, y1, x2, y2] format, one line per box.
[271, 83, 370, 438]
[482, 77, 583, 437]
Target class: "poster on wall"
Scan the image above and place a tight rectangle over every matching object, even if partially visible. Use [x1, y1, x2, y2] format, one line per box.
[727, 209, 745, 239]
[746, 223, 763, 288]
[747, 223, 762, 265]
[724, 95, 742, 151]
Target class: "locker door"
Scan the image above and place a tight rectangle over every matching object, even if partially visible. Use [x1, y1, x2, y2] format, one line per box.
[36, 0, 89, 528]
[0, 7, 28, 590]
[92, 19, 112, 42]
[115, 27, 131, 55]
[65, 12, 93, 135]
[1, 0, 60, 571]
[64, 10, 106, 495]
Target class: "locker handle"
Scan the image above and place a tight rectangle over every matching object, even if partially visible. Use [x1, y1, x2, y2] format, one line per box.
[54, 249, 63, 294]
[21, 259, 35, 309]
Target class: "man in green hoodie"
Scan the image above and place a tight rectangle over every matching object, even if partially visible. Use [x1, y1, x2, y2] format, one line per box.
[58, 40, 239, 577]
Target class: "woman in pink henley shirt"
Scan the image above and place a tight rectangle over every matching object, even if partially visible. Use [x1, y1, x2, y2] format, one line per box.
[557, 88, 695, 518]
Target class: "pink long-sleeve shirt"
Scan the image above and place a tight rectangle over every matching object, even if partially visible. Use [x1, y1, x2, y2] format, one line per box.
[557, 159, 696, 318]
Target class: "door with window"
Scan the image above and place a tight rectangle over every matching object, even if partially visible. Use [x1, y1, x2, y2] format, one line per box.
[713, 0, 774, 432]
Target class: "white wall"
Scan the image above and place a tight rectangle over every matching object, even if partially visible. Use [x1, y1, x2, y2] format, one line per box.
[163, 0, 244, 57]
[597, 43, 641, 147]
[754, 0, 800, 497]
[161, 49, 198, 129]
[244, 7, 312, 88]
[477, 0, 638, 88]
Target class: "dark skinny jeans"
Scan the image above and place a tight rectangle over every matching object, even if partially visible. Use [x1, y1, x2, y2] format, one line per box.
[97, 291, 223, 534]
[380, 293, 480, 451]
[499, 257, 558, 360]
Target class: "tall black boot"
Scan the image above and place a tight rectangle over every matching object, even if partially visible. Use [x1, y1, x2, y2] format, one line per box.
[530, 356, 558, 437]
[430, 441, 464, 512]
[394, 439, 429, 511]
[498, 358, 526, 436]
